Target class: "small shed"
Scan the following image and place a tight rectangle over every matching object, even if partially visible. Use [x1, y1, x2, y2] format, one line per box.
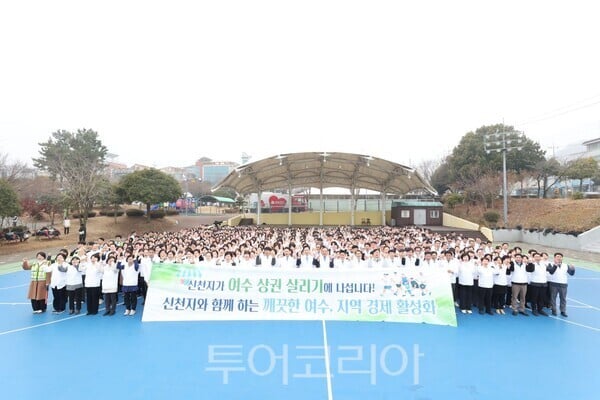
[391, 200, 443, 226]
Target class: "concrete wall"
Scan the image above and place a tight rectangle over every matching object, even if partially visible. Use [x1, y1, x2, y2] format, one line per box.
[492, 229, 583, 250]
[227, 215, 243, 227]
[242, 211, 387, 226]
[443, 213, 494, 241]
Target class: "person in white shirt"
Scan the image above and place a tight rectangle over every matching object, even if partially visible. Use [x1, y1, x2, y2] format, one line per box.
[439, 250, 458, 306]
[65, 256, 84, 315]
[457, 253, 475, 314]
[368, 249, 384, 269]
[296, 246, 315, 268]
[81, 253, 103, 315]
[527, 252, 549, 316]
[492, 256, 510, 314]
[547, 252, 576, 317]
[315, 247, 333, 269]
[333, 250, 352, 269]
[278, 247, 296, 269]
[46, 253, 69, 314]
[118, 254, 140, 316]
[509, 253, 530, 316]
[476, 256, 497, 315]
[140, 249, 154, 304]
[101, 255, 119, 316]
[237, 251, 256, 269]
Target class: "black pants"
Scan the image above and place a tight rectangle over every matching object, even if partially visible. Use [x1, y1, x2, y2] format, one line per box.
[528, 284, 547, 312]
[505, 286, 513, 306]
[104, 292, 117, 314]
[459, 284, 473, 311]
[138, 276, 148, 302]
[124, 291, 137, 311]
[86, 287, 101, 314]
[67, 287, 83, 312]
[451, 282, 458, 303]
[478, 287, 493, 313]
[492, 285, 507, 309]
[51, 287, 67, 312]
[31, 299, 46, 312]
[64, 227, 70, 234]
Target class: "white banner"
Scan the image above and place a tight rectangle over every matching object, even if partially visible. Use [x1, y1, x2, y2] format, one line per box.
[142, 264, 457, 327]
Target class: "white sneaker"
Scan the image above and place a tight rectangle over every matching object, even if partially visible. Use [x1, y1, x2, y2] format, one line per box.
[124, 310, 130, 316]
[99, 299, 104, 305]
[129, 310, 136, 316]
[467, 310, 473, 314]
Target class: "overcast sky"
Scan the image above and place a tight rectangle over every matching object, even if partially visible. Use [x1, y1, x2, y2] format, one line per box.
[1, 0, 599, 169]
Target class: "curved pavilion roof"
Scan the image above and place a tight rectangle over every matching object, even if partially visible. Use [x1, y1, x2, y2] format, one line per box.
[213, 152, 437, 196]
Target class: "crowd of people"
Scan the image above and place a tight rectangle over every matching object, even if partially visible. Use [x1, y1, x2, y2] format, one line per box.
[22, 225, 576, 318]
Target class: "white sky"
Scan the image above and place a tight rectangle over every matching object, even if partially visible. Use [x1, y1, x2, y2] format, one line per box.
[1, 0, 599, 169]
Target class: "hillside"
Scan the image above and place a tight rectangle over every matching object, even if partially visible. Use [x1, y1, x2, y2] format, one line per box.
[449, 198, 600, 233]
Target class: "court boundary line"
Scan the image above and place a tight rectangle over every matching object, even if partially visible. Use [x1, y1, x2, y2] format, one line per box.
[0, 302, 29, 305]
[321, 320, 333, 400]
[567, 297, 600, 312]
[548, 316, 600, 332]
[0, 284, 28, 290]
[0, 302, 125, 336]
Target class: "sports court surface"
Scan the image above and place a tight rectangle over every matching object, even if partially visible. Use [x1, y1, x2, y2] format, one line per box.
[1, 258, 598, 399]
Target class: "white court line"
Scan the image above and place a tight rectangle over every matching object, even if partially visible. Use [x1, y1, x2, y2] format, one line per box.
[570, 278, 600, 280]
[0, 302, 29, 305]
[0, 313, 86, 336]
[548, 316, 600, 332]
[321, 320, 334, 400]
[0, 302, 125, 336]
[567, 297, 600, 312]
[0, 284, 28, 290]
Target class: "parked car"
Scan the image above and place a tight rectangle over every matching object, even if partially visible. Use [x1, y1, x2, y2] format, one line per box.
[34, 226, 60, 238]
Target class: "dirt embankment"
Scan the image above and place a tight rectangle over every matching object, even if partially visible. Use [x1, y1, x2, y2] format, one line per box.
[449, 198, 600, 233]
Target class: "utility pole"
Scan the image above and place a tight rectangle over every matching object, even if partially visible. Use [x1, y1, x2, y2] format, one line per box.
[483, 128, 524, 226]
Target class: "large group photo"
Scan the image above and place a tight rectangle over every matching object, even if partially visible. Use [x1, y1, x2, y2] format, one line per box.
[2, 1, 600, 399]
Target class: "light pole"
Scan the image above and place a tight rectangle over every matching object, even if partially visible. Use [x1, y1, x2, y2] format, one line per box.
[483, 129, 524, 226]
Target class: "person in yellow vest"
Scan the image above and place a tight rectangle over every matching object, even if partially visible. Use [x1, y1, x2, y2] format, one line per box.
[22, 251, 50, 313]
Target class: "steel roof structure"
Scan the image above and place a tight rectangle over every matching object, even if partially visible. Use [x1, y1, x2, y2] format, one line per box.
[213, 152, 436, 196]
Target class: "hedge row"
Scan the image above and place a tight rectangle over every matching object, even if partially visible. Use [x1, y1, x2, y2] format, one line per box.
[71, 211, 97, 218]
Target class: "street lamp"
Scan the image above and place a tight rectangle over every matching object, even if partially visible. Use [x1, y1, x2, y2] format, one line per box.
[483, 129, 524, 226]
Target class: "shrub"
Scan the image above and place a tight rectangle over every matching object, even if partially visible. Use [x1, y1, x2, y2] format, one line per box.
[126, 209, 145, 217]
[442, 193, 464, 209]
[149, 210, 165, 219]
[515, 224, 522, 230]
[165, 209, 180, 216]
[483, 211, 500, 225]
[72, 211, 97, 218]
[99, 210, 125, 217]
[571, 191, 584, 200]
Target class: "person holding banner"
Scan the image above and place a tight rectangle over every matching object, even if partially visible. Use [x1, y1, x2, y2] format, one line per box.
[119, 254, 140, 316]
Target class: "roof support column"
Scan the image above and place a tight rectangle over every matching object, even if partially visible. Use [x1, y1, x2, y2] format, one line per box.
[319, 183, 324, 226]
[350, 186, 356, 226]
[380, 190, 386, 226]
[257, 189, 262, 225]
[288, 182, 292, 226]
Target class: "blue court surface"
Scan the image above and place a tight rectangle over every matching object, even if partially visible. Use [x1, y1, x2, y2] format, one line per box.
[1, 265, 598, 400]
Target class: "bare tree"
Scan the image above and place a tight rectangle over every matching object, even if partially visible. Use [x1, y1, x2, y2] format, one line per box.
[416, 157, 443, 183]
[0, 153, 29, 184]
